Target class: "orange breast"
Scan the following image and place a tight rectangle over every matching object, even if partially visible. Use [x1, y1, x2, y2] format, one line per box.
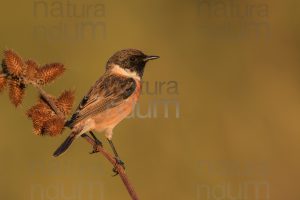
[92, 80, 141, 132]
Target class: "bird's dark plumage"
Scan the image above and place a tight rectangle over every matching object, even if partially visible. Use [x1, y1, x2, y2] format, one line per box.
[53, 134, 76, 157]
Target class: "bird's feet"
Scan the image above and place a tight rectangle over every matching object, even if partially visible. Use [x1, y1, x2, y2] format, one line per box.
[89, 139, 103, 154]
[112, 157, 125, 176]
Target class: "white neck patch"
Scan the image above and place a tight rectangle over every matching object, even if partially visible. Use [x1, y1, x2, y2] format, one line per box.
[111, 64, 140, 80]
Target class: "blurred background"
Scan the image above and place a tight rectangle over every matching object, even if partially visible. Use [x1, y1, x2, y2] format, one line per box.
[0, 0, 300, 199]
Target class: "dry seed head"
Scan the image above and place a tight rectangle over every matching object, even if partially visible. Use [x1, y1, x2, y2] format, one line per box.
[9, 80, 25, 107]
[37, 63, 65, 85]
[56, 90, 75, 115]
[27, 102, 53, 119]
[27, 101, 55, 135]
[43, 116, 65, 136]
[25, 60, 39, 82]
[0, 73, 7, 92]
[31, 115, 45, 135]
[4, 50, 25, 77]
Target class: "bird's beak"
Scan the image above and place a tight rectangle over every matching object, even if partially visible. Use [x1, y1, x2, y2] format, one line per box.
[144, 55, 160, 62]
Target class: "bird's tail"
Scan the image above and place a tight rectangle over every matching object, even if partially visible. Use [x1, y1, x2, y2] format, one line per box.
[53, 134, 76, 157]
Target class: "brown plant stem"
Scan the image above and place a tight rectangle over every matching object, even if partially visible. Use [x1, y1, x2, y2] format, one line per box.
[32, 83, 64, 118]
[82, 134, 139, 200]
[35, 85, 139, 200]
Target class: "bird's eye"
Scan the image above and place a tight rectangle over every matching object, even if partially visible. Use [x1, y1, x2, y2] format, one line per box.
[130, 57, 136, 62]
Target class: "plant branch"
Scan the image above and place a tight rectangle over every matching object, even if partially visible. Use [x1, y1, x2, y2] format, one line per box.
[82, 134, 139, 200]
[35, 85, 139, 200]
[31, 83, 64, 118]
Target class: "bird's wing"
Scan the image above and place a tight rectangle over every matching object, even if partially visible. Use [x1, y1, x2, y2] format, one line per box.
[66, 73, 137, 127]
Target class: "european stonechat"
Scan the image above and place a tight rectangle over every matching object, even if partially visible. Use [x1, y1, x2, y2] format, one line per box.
[53, 49, 159, 165]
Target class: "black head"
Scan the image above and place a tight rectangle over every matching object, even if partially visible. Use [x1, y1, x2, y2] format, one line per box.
[106, 49, 159, 77]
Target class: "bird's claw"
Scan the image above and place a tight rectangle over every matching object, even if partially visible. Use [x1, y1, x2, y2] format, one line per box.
[89, 141, 102, 154]
[89, 148, 99, 154]
[112, 157, 125, 176]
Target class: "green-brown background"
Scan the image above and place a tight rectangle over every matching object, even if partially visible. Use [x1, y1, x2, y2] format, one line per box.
[1, 0, 300, 199]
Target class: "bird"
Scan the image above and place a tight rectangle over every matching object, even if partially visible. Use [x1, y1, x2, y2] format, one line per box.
[53, 49, 159, 168]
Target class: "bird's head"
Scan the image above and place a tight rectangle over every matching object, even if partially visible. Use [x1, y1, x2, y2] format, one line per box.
[106, 49, 159, 78]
